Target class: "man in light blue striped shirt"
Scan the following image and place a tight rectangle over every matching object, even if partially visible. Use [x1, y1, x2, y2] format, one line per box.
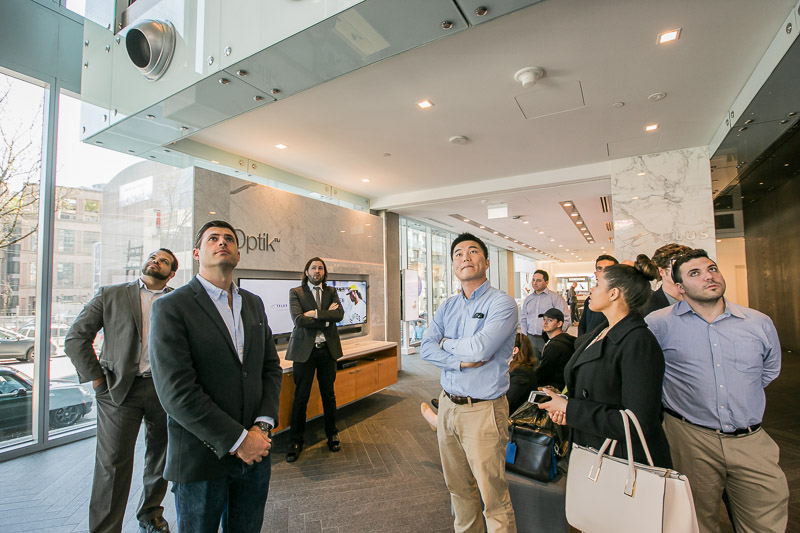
[422, 233, 518, 533]
[646, 249, 788, 533]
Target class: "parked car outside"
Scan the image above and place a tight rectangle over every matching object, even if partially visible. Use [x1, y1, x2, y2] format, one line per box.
[0, 366, 94, 438]
[0, 327, 57, 362]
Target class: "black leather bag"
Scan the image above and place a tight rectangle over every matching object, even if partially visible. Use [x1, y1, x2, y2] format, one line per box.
[505, 402, 568, 482]
[505, 423, 557, 482]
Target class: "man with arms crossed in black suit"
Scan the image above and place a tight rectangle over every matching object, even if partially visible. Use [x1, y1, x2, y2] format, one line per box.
[65, 248, 178, 533]
[285, 257, 345, 462]
[149, 220, 282, 533]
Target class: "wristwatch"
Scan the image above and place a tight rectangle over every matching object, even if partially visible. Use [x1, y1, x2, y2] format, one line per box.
[255, 421, 273, 436]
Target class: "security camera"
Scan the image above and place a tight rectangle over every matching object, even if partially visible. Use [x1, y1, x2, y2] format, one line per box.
[125, 20, 176, 81]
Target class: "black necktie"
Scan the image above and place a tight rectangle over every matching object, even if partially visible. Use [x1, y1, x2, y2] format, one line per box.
[314, 286, 321, 310]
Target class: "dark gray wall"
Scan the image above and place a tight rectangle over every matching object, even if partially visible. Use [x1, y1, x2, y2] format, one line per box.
[0, 0, 83, 93]
[743, 177, 800, 352]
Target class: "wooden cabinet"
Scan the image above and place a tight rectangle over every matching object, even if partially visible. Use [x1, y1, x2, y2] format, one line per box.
[274, 340, 398, 433]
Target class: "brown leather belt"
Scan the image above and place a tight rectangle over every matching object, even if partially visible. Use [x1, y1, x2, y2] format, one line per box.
[444, 391, 488, 405]
[664, 407, 760, 436]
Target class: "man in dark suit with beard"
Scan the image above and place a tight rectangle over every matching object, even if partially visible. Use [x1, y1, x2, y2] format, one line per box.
[285, 257, 345, 462]
[149, 220, 282, 533]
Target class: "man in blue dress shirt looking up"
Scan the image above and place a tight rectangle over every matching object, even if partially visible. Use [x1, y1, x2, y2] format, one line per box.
[646, 249, 788, 533]
[421, 233, 518, 533]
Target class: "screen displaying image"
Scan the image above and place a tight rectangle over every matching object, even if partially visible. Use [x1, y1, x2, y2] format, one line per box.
[238, 278, 368, 335]
[330, 281, 367, 327]
[238, 278, 298, 335]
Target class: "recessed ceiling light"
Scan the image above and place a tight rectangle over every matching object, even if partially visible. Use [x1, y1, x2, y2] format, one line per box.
[209, 211, 216, 215]
[513, 240, 519, 243]
[538, 231, 544, 234]
[716, 239, 722, 243]
[550, 238, 555, 242]
[210, 160, 220, 164]
[275, 143, 287, 149]
[565, 249, 570, 251]
[463, 218, 470, 222]
[637, 171, 646, 176]
[563, 202, 572, 207]
[632, 196, 639, 200]
[570, 212, 578, 217]
[558, 244, 563, 247]
[523, 220, 529, 224]
[504, 236, 510, 239]
[657, 28, 681, 45]
[493, 231, 499, 235]
[361, 178, 370, 183]
[417, 99, 434, 109]
[479, 225, 485, 229]
[340, 230, 346, 233]
[576, 219, 583, 224]
[645, 123, 658, 132]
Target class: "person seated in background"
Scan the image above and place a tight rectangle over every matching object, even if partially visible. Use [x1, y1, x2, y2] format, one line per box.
[507, 333, 538, 413]
[577, 254, 618, 336]
[535, 308, 575, 392]
[541, 255, 672, 468]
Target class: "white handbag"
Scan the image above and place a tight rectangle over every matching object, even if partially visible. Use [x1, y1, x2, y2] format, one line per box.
[565, 409, 699, 533]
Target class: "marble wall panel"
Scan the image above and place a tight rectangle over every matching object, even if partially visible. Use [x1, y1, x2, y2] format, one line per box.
[610, 146, 716, 262]
[193, 169, 387, 340]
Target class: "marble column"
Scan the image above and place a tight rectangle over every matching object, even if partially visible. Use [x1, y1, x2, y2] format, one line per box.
[610, 146, 716, 261]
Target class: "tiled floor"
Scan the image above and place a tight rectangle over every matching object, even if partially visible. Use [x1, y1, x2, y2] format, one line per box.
[1, 352, 798, 532]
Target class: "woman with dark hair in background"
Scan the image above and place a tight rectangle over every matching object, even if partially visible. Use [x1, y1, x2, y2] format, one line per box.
[540, 255, 672, 467]
[507, 333, 538, 413]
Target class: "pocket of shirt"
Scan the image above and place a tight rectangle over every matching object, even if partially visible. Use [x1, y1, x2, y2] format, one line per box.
[733, 341, 764, 372]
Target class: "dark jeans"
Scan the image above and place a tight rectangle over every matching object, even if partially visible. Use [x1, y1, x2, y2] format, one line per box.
[172, 457, 271, 533]
[289, 345, 338, 443]
[91, 376, 168, 533]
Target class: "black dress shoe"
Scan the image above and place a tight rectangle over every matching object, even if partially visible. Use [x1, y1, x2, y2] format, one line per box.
[139, 516, 170, 533]
[286, 442, 303, 463]
[431, 398, 439, 409]
[327, 434, 341, 452]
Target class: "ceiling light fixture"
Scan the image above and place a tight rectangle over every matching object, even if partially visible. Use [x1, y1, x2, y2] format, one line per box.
[637, 171, 646, 176]
[417, 99, 434, 109]
[657, 28, 681, 45]
[487, 203, 508, 219]
[361, 178, 370, 183]
[275, 143, 287, 149]
[645, 123, 659, 132]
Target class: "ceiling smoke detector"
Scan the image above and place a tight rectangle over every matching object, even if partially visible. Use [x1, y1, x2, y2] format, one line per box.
[514, 67, 545, 88]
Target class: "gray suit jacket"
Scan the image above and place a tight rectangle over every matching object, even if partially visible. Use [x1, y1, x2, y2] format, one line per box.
[65, 280, 171, 406]
[285, 284, 344, 362]
[149, 276, 282, 482]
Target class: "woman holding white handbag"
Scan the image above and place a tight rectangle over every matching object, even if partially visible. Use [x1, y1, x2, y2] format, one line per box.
[539, 255, 671, 467]
[540, 257, 700, 532]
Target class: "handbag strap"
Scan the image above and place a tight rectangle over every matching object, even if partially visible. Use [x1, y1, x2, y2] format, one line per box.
[623, 409, 655, 467]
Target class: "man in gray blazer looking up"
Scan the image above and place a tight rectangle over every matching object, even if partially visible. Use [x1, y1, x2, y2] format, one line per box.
[149, 220, 282, 533]
[285, 257, 345, 462]
[65, 248, 178, 533]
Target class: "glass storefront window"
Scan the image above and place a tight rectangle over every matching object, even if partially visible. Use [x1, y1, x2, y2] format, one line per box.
[431, 230, 449, 314]
[405, 223, 428, 345]
[47, 93, 193, 439]
[0, 72, 45, 448]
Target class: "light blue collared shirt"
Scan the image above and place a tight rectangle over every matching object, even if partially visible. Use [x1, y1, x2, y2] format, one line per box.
[520, 287, 571, 335]
[196, 275, 274, 449]
[421, 280, 518, 399]
[646, 298, 781, 430]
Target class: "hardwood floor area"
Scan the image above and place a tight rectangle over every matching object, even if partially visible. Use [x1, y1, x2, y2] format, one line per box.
[1, 352, 798, 532]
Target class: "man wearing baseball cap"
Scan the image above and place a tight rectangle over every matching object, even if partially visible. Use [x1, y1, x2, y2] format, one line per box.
[535, 308, 575, 391]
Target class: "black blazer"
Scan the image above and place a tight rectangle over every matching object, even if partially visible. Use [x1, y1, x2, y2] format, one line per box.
[149, 276, 283, 482]
[508, 365, 537, 413]
[640, 286, 671, 317]
[564, 311, 671, 468]
[286, 284, 345, 362]
[65, 281, 173, 406]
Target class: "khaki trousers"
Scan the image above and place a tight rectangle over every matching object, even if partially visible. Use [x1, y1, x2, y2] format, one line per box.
[663, 414, 789, 533]
[437, 392, 517, 533]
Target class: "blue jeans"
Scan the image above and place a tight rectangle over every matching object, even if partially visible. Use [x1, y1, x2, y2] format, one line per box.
[173, 457, 271, 533]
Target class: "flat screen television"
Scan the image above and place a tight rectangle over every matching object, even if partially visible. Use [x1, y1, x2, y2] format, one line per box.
[238, 278, 367, 337]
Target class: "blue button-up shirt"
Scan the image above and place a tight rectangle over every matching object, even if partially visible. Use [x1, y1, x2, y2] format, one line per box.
[520, 287, 571, 335]
[421, 280, 518, 399]
[646, 298, 781, 430]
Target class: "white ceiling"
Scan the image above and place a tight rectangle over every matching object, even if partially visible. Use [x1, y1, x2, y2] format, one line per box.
[190, 0, 797, 259]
